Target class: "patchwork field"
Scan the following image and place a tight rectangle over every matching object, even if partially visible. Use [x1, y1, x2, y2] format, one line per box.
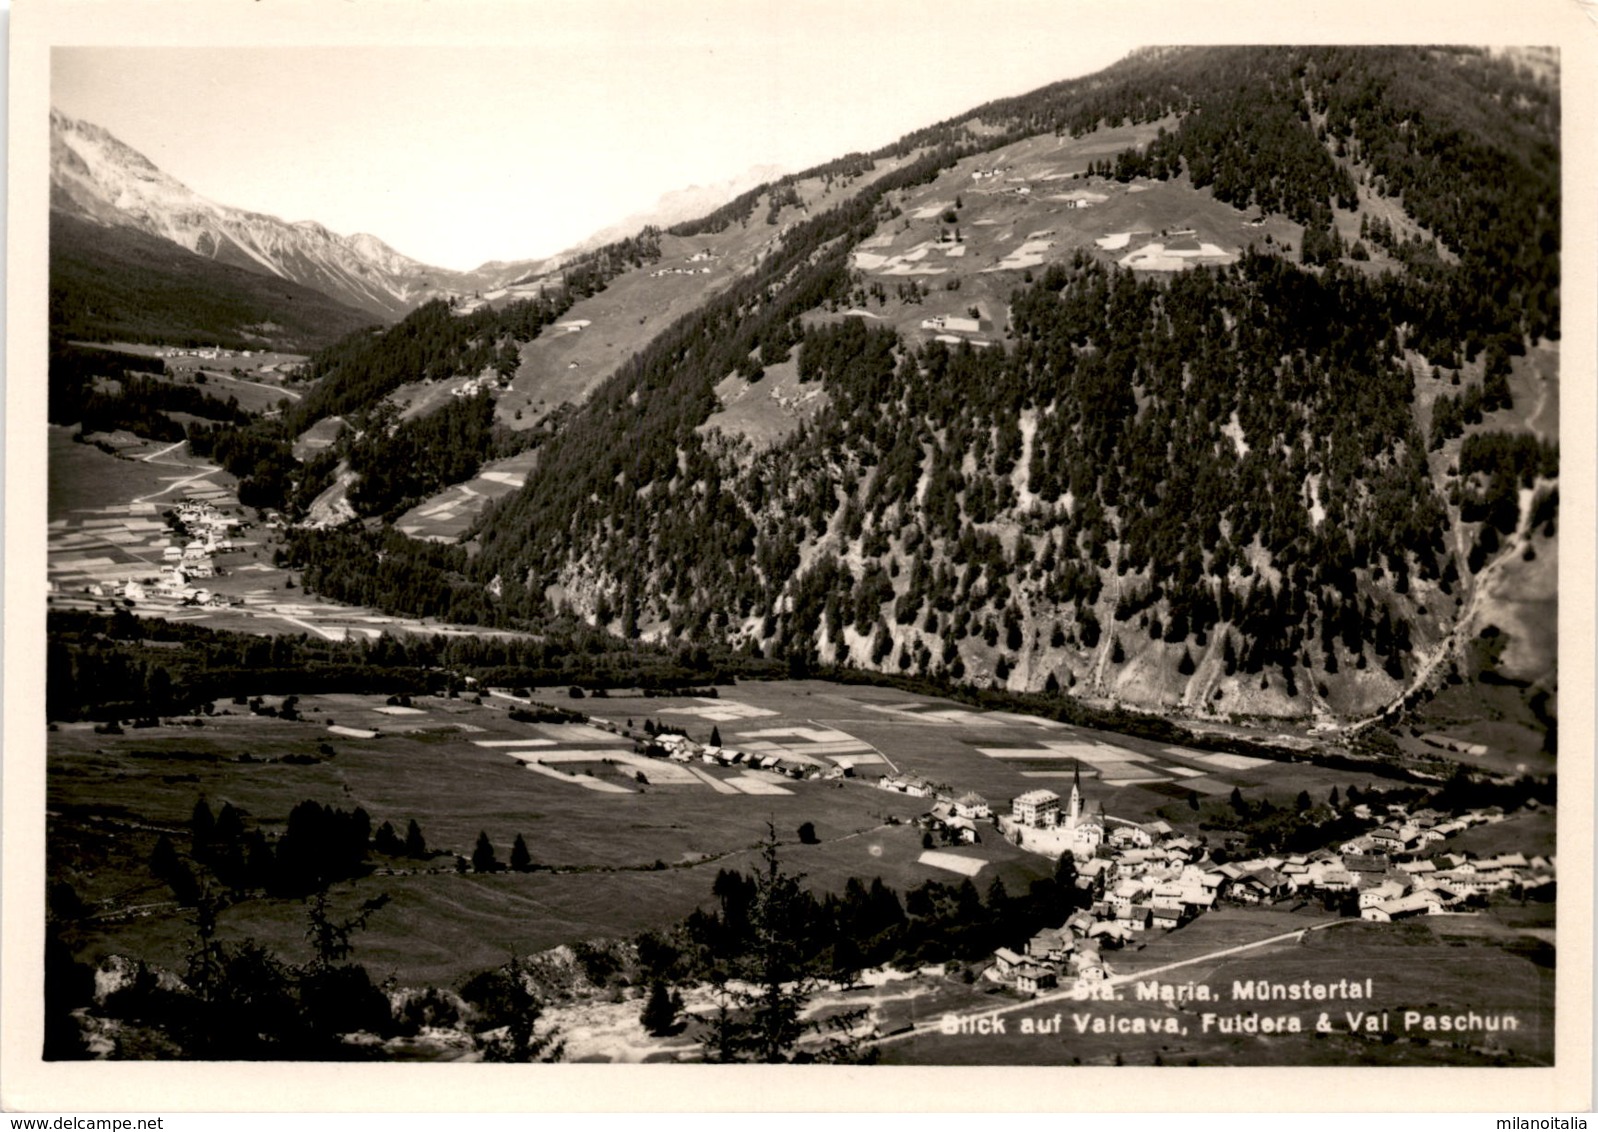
[47, 684, 1053, 985]
[582, 681, 1394, 828]
[47, 676, 1553, 1065]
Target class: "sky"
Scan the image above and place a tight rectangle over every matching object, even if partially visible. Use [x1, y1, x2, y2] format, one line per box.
[51, 4, 1135, 271]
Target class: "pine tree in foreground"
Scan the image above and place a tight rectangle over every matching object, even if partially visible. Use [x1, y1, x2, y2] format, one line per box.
[700, 826, 877, 1064]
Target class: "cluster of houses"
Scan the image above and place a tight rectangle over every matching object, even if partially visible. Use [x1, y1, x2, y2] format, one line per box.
[106, 502, 242, 610]
[965, 770, 1555, 995]
[449, 372, 507, 399]
[646, 731, 847, 781]
[650, 265, 715, 278]
[1333, 805, 1556, 919]
[158, 345, 245, 361]
[872, 776, 992, 845]
[993, 910, 1115, 994]
[1419, 732, 1491, 757]
[638, 724, 1550, 995]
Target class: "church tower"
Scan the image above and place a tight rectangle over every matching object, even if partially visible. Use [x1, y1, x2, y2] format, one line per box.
[1067, 760, 1084, 829]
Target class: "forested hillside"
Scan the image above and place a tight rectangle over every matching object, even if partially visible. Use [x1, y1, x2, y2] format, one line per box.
[275, 46, 1558, 723]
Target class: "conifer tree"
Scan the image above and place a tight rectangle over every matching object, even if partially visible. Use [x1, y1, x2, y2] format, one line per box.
[640, 979, 683, 1037]
[510, 834, 533, 873]
[701, 827, 875, 1063]
[405, 819, 427, 859]
[472, 831, 501, 874]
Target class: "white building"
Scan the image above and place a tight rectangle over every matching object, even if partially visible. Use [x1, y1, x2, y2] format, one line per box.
[1012, 789, 1061, 829]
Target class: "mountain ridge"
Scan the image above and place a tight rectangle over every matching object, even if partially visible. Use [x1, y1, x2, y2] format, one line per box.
[49, 209, 380, 352]
[49, 107, 547, 319]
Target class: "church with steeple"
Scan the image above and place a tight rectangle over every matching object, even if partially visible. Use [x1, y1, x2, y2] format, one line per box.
[1064, 760, 1105, 859]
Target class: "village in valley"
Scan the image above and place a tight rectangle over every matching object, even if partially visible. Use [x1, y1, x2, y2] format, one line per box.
[623, 710, 1554, 1013]
[36, 39, 1565, 1077]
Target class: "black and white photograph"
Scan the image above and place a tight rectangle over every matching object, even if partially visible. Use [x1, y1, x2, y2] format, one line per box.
[4, 0, 1593, 1114]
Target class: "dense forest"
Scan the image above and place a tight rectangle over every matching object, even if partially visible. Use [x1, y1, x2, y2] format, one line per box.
[44, 609, 773, 721]
[460, 246, 1497, 709]
[50, 344, 252, 439]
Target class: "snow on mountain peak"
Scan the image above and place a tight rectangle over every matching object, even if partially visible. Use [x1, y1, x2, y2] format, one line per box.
[47, 107, 486, 319]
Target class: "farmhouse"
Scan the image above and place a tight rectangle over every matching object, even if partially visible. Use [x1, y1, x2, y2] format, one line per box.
[1015, 963, 1057, 994]
[1358, 879, 1408, 909]
[1362, 892, 1440, 922]
[1027, 927, 1071, 963]
[991, 947, 1024, 977]
[954, 791, 990, 820]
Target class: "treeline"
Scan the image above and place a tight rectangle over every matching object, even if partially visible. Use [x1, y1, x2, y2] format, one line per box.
[47, 609, 436, 720]
[157, 797, 413, 901]
[1086, 47, 1558, 352]
[44, 609, 779, 721]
